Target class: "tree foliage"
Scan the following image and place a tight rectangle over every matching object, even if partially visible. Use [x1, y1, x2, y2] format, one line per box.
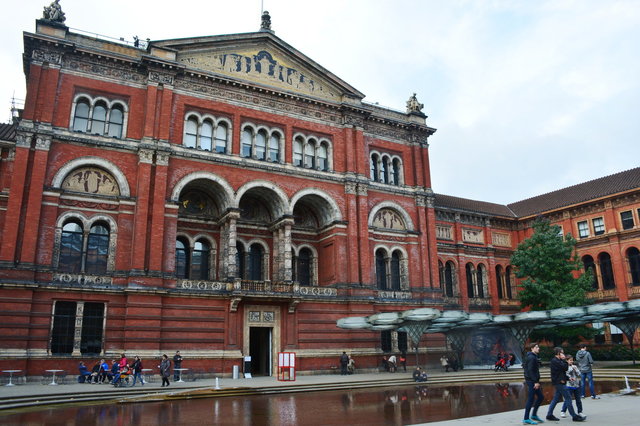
[511, 219, 592, 310]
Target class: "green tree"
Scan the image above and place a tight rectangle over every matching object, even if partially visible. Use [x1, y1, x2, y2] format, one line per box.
[510, 219, 596, 345]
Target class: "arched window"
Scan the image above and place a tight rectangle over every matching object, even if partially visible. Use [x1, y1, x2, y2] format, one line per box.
[59, 221, 84, 273]
[255, 130, 267, 160]
[599, 252, 615, 290]
[370, 154, 379, 181]
[107, 105, 124, 138]
[304, 140, 316, 169]
[438, 261, 445, 288]
[445, 261, 455, 297]
[392, 158, 401, 185]
[215, 123, 228, 153]
[505, 266, 513, 299]
[317, 143, 328, 171]
[390, 251, 401, 290]
[91, 103, 107, 135]
[184, 117, 198, 148]
[175, 239, 189, 279]
[293, 137, 303, 166]
[381, 157, 389, 184]
[200, 121, 213, 151]
[85, 223, 109, 275]
[297, 248, 312, 286]
[269, 134, 280, 162]
[376, 249, 388, 290]
[628, 247, 640, 286]
[241, 128, 253, 158]
[582, 255, 598, 290]
[496, 265, 504, 299]
[236, 243, 246, 279]
[72, 99, 90, 132]
[476, 264, 486, 298]
[466, 263, 475, 298]
[248, 244, 264, 280]
[191, 240, 210, 280]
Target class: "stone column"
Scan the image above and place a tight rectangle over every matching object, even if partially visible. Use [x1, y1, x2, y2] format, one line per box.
[220, 210, 240, 280]
[271, 217, 294, 282]
[72, 302, 85, 357]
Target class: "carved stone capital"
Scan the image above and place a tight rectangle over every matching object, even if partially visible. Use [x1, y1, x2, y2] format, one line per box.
[148, 71, 174, 86]
[138, 149, 154, 164]
[32, 49, 62, 65]
[15, 133, 32, 148]
[155, 152, 170, 166]
[356, 183, 368, 196]
[35, 136, 52, 151]
[415, 195, 426, 207]
[344, 181, 357, 195]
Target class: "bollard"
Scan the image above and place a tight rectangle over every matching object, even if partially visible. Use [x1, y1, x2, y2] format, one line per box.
[232, 365, 239, 379]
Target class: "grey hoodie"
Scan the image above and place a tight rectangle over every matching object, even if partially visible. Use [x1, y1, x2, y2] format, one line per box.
[576, 349, 594, 373]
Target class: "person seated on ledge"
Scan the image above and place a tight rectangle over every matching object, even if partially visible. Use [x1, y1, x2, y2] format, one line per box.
[382, 356, 390, 372]
[412, 366, 428, 382]
[440, 355, 450, 372]
[78, 361, 91, 383]
[89, 360, 101, 383]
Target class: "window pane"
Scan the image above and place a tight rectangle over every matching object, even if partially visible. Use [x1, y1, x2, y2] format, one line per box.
[249, 245, 263, 280]
[215, 123, 228, 153]
[582, 255, 598, 290]
[51, 301, 76, 354]
[592, 217, 605, 235]
[91, 104, 107, 135]
[191, 240, 210, 280]
[297, 248, 311, 286]
[184, 118, 198, 148]
[107, 107, 123, 138]
[256, 131, 267, 160]
[241, 129, 253, 158]
[376, 250, 387, 290]
[621, 211, 634, 230]
[73, 101, 90, 132]
[81, 302, 104, 354]
[599, 253, 615, 289]
[269, 134, 280, 162]
[392, 159, 401, 185]
[317, 144, 328, 171]
[236, 244, 246, 279]
[59, 222, 83, 273]
[304, 141, 315, 168]
[382, 158, 389, 184]
[466, 264, 475, 297]
[390, 252, 401, 290]
[370, 155, 378, 181]
[629, 248, 640, 285]
[293, 139, 303, 166]
[444, 262, 454, 297]
[85, 224, 109, 275]
[577, 221, 589, 238]
[175, 239, 189, 279]
[201, 121, 213, 151]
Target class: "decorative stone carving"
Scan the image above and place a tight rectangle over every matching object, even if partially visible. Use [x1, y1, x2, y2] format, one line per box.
[492, 232, 511, 247]
[42, 0, 66, 23]
[15, 134, 32, 148]
[249, 311, 261, 322]
[344, 181, 357, 195]
[415, 196, 426, 207]
[32, 50, 63, 65]
[260, 11, 272, 31]
[297, 286, 336, 297]
[378, 290, 412, 299]
[138, 149, 154, 164]
[65, 59, 145, 84]
[53, 273, 113, 286]
[436, 225, 453, 240]
[61, 167, 121, 196]
[356, 184, 368, 196]
[35, 137, 51, 151]
[462, 228, 484, 244]
[148, 71, 174, 85]
[263, 311, 275, 322]
[406, 93, 424, 114]
[155, 152, 170, 166]
[372, 208, 406, 230]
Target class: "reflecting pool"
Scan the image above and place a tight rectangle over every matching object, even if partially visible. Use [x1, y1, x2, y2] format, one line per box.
[0, 381, 618, 426]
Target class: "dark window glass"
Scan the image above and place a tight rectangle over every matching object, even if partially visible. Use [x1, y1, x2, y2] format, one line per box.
[376, 250, 387, 290]
[381, 158, 389, 184]
[466, 263, 475, 298]
[390, 251, 401, 290]
[594, 334, 605, 344]
[592, 217, 605, 235]
[236, 244, 246, 279]
[582, 255, 598, 290]
[505, 266, 513, 299]
[191, 240, 210, 280]
[269, 134, 280, 162]
[297, 248, 312, 286]
[627, 247, 640, 285]
[215, 123, 228, 153]
[398, 331, 408, 353]
[85, 224, 109, 275]
[81, 302, 104, 355]
[73, 100, 90, 132]
[476, 266, 485, 298]
[496, 266, 504, 299]
[293, 139, 303, 166]
[381, 330, 392, 352]
[249, 244, 263, 280]
[392, 159, 401, 185]
[107, 106, 124, 138]
[611, 333, 623, 344]
[51, 301, 76, 354]
[444, 262, 454, 297]
[175, 239, 189, 279]
[599, 252, 615, 290]
[577, 221, 589, 238]
[621, 211, 634, 230]
[317, 144, 328, 171]
[59, 222, 83, 273]
[370, 155, 379, 182]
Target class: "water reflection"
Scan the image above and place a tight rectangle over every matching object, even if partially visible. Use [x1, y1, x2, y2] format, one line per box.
[0, 382, 617, 426]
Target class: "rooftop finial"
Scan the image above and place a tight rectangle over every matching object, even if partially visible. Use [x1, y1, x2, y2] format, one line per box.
[42, 0, 66, 23]
[260, 10, 272, 32]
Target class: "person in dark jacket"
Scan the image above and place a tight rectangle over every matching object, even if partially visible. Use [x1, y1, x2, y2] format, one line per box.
[160, 354, 171, 387]
[522, 343, 544, 424]
[576, 344, 599, 399]
[339, 351, 349, 375]
[545, 347, 586, 422]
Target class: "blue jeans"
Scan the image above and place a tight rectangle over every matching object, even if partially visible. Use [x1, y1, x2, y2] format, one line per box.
[562, 387, 583, 414]
[131, 371, 144, 386]
[581, 371, 596, 397]
[524, 381, 544, 420]
[547, 384, 577, 418]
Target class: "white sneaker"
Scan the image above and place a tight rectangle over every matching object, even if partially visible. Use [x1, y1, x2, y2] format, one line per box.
[560, 412, 566, 418]
[579, 412, 585, 416]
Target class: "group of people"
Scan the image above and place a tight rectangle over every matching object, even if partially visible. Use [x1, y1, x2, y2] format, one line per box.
[382, 353, 407, 373]
[494, 352, 516, 372]
[76, 350, 184, 388]
[339, 352, 356, 375]
[523, 343, 598, 424]
[439, 355, 459, 372]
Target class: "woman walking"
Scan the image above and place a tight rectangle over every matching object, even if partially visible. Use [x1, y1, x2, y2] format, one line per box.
[160, 354, 171, 387]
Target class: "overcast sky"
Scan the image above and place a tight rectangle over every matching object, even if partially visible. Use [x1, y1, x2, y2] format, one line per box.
[2, 0, 639, 205]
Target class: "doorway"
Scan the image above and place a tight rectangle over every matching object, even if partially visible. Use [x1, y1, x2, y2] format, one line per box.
[249, 327, 272, 376]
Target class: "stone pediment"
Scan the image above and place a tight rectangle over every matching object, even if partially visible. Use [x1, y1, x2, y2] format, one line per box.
[155, 33, 364, 103]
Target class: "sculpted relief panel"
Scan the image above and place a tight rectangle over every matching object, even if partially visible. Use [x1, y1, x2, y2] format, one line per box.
[462, 228, 484, 244]
[61, 167, 120, 196]
[491, 232, 512, 247]
[178, 49, 341, 101]
[372, 209, 406, 231]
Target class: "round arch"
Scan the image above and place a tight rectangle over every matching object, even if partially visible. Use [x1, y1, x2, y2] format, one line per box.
[51, 157, 131, 197]
[368, 201, 415, 231]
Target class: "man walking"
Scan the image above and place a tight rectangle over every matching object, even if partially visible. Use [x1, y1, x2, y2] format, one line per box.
[576, 344, 599, 399]
[522, 343, 544, 425]
[546, 347, 586, 422]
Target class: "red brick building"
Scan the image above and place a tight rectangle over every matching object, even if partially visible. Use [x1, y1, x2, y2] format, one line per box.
[1, 10, 638, 376]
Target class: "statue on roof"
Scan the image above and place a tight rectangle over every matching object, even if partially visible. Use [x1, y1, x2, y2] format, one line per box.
[406, 93, 424, 114]
[260, 11, 272, 31]
[42, 0, 66, 23]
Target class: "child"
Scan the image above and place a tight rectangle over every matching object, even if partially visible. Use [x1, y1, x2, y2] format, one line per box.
[560, 355, 584, 418]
